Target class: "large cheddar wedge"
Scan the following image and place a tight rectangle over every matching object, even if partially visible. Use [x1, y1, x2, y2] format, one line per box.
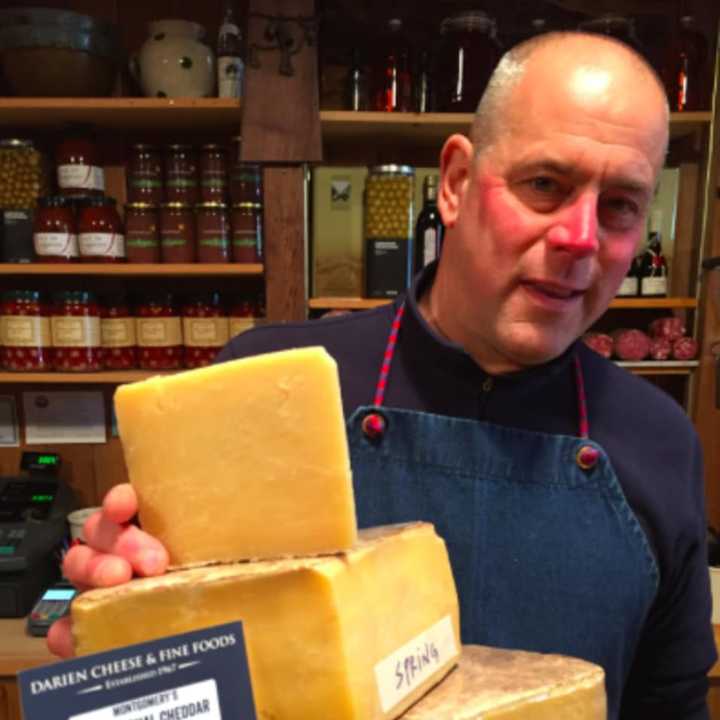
[72, 523, 460, 720]
[405, 645, 606, 719]
[114, 346, 356, 565]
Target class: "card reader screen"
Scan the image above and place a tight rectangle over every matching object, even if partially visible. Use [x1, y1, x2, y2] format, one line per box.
[44, 589, 76, 601]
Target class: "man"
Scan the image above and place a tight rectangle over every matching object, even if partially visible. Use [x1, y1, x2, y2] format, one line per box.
[49, 32, 716, 718]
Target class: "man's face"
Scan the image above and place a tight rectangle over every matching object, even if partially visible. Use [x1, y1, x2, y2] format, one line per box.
[440, 59, 668, 371]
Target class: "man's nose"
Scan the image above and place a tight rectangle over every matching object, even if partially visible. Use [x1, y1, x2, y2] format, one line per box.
[546, 192, 599, 257]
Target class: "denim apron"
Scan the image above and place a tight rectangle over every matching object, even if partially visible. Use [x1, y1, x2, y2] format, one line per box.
[347, 303, 658, 719]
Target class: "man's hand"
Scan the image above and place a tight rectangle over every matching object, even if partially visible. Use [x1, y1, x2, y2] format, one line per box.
[46, 483, 169, 658]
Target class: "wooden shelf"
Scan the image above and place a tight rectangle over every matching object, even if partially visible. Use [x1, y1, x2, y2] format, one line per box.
[320, 111, 712, 146]
[617, 360, 699, 375]
[309, 296, 698, 311]
[0, 98, 242, 132]
[0, 263, 263, 277]
[0, 371, 173, 384]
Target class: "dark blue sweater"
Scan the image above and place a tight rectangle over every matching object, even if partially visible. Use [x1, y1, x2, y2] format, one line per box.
[217, 267, 716, 718]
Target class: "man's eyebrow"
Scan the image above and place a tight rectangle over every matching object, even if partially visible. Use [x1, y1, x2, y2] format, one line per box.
[516, 160, 574, 176]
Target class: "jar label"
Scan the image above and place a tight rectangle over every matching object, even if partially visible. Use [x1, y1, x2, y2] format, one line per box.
[51, 316, 101, 347]
[137, 317, 182, 347]
[199, 236, 230, 248]
[229, 317, 258, 337]
[127, 236, 159, 248]
[130, 178, 163, 189]
[79, 232, 125, 258]
[183, 318, 230, 347]
[642, 277, 667, 295]
[34, 232, 79, 258]
[218, 56, 244, 98]
[101, 318, 137, 348]
[232, 231, 258, 248]
[58, 164, 105, 192]
[0, 316, 51, 347]
[166, 177, 198, 188]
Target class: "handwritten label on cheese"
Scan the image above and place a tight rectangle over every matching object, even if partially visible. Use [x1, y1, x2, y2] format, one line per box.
[374, 615, 458, 713]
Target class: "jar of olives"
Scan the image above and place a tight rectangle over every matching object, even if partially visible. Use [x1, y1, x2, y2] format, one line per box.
[0, 139, 48, 209]
[364, 164, 415, 298]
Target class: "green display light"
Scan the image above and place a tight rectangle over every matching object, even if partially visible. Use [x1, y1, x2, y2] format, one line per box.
[37, 455, 59, 466]
[31, 494, 53, 503]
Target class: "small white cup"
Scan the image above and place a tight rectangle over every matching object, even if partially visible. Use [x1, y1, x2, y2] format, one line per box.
[67, 507, 101, 543]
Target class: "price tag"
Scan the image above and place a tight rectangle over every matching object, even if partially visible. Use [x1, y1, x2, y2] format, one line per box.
[19, 623, 256, 720]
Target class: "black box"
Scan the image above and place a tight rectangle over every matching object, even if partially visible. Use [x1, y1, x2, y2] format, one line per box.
[1, 209, 34, 263]
[365, 237, 411, 298]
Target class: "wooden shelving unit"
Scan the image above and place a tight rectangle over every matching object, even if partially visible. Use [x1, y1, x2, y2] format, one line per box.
[0, 263, 263, 277]
[0, 371, 172, 384]
[616, 361, 700, 375]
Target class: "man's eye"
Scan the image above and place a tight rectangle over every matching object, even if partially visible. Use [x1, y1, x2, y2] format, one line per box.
[600, 197, 641, 229]
[528, 176, 560, 194]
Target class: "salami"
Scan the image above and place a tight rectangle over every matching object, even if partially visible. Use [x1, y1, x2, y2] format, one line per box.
[611, 329, 651, 361]
[649, 336, 672, 361]
[672, 336, 698, 360]
[582, 332, 614, 358]
[648, 316, 685, 342]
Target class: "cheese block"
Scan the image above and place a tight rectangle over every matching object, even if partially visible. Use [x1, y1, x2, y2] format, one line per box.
[405, 645, 606, 719]
[72, 523, 461, 720]
[113, 346, 357, 565]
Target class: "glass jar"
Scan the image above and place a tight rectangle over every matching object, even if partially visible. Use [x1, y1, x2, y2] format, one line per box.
[165, 144, 198, 204]
[56, 132, 104, 197]
[228, 297, 259, 338]
[200, 144, 228, 202]
[101, 295, 137, 370]
[577, 16, 644, 53]
[78, 196, 125, 262]
[51, 291, 102, 372]
[127, 144, 163, 204]
[160, 202, 196, 263]
[136, 293, 184, 370]
[125, 203, 160, 263]
[231, 203, 262, 263]
[229, 137, 263, 204]
[0, 290, 52, 371]
[196, 202, 231, 263]
[182, 293, 230, 368]
[0, 139, 48, 210]
[33, 196, 79, 262]
[364, 165, 414, 298]
[437, 11, 502, 112]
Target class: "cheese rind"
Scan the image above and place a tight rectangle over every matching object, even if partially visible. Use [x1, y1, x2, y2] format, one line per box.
[113, 346, 357, 564]
[404, 645, 606, 719]
[71, 522, 461, 720]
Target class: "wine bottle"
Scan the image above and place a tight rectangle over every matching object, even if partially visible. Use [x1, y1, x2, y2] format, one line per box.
[616, 255, 640, 297]
[217, 1, 244, 99]
[639, 211, 668, 297]
[413, 175, 444, 274]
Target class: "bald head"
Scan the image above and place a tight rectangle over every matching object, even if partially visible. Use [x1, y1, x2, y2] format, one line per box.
[471, 32, 669, 163]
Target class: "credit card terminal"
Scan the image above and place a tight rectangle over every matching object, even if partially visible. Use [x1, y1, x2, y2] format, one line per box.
[26, 583, 77, 637]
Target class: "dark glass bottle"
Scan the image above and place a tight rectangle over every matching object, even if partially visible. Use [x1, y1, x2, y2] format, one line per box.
[666, 15, 709, 112]
[616, 256, 640, 297]
[345, 48, 369, 111]
[217, 0, 244, 98]
[372, 18, 412, 113]
[413, 50, 434, 113]
[639, 213, 668, 297]
[413, 175, 444, 273]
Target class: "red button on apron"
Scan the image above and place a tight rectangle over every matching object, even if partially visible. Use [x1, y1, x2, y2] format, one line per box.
[576, 445, 600, 470]
[362, 412, 386, 440]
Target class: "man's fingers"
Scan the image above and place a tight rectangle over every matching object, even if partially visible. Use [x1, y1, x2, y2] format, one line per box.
[47, 616, 75, 658]
[63, 544, 133, 588]
[101, 483, 138, 525]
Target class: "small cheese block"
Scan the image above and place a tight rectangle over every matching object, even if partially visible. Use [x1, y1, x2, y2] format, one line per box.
[72, 523, 461, 720]
[404, 645, 606, 719]
[114, 346, 357, 564]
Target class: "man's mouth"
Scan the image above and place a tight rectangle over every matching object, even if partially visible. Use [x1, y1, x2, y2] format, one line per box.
[521, 280, 587, 307]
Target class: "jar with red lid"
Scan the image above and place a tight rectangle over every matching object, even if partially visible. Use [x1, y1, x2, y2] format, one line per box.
[78, 196, 125, 262]
[136, 293, 184, 370]
[56, 132, 105, 197]
[182, 293, 229, 368]
[160, 202, 195, 263]
[196, 202, 230, 263]
[33, 196, 79, 262]
[200, 144, 228, 202]
[127, 144, 163, 204]
[100, 295, 137, 370]
[0, 290, 52, 371]
[165, 145, 198, 204]
[231, 203, 263, 262]
[125, 203, 160, 263]
[228, 296, 259, 339]
[51, 291, 102, 372]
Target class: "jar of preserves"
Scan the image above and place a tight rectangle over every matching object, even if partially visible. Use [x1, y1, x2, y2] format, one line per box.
[78, 196, 125, 262]
[196, 202, 231, 263]
[0, 139, 48, 209]
[0, 290, 52, 371]
[160, 202, 196, 263]
[136, 293, 183, 370]
[165, 144, 198, 204]
[228, 297, 259, 338]
[231, 203, 262, 263]
[56, 132, 105, 197]
[125, 203, 160, 263]
[51, 291, 102, 372]
[101, 295, 137, 370]
[127, 144, 163, 204]
[437, 11, 501, 112]
[182, 293, 229, 368]
[33, 196, 79, 262]
[364, 164, 414, 298]
[200, 144, 228, 202]
[229, 139, 262, 203]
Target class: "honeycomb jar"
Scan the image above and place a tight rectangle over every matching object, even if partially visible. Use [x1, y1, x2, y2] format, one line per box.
[365, 165, 415, 240]
[0, 290, 52, 371]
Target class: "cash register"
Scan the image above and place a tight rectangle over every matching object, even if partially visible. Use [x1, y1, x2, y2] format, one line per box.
[0, 452, 75, 617]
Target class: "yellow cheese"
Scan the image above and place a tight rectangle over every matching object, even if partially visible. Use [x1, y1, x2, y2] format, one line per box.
[72, 523, 460, 720]
[405, 645, 606, 719]
[114, 346, 356, 565]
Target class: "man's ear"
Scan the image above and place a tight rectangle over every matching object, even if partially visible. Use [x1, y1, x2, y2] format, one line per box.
[438, 133, 473, 229]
